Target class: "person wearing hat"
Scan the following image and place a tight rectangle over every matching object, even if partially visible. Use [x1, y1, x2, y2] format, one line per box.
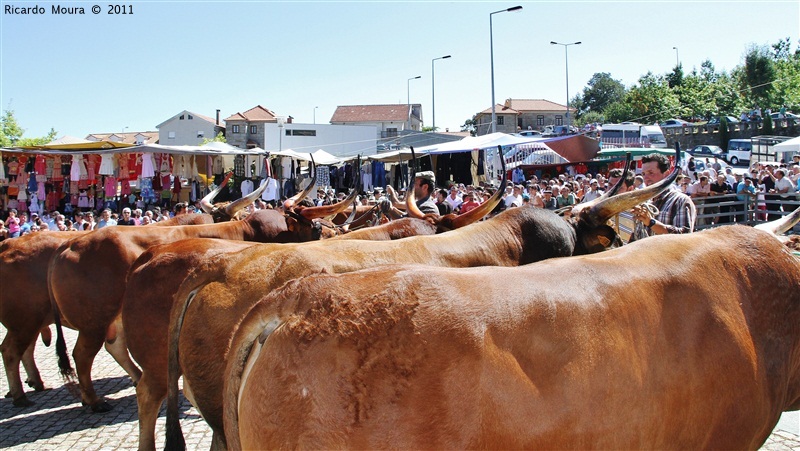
[581, 179, 604, 202]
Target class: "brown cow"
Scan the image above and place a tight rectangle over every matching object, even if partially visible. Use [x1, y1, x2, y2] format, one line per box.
[223, 225, 800, 450]
[162, 167, 676, 450]
[0, 175, 247, 408]
[1, 231, 83, 406]
[48, 176, 337, 413]
[124, 217, 439, 450]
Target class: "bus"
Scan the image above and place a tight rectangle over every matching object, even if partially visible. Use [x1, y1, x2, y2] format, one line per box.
[600, 123, 668, 149]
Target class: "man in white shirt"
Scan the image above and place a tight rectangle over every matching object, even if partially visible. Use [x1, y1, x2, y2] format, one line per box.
[581, 179, 604, 202]
[444, 186, 463, 211]
[688, 175, 712, 225]
[503, 185, 524, 208]
[259, 177, 280, 207]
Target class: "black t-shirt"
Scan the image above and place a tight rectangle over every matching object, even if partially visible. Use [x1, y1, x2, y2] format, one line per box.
[117, 218, 136, 226]
[710, 181, 730, 194]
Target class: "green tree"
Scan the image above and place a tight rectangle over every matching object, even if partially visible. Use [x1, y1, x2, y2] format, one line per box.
[461, 114, 478, 136]
[666, 64, 683, 89]
[742, 44, 776, 107]
[1, 109, 25, 147]
[200, 131, 227, 145]
[579, 73, 625, 116]
[602, 101, 635, 123]
[770, 38, 800, 111]
[575, 111, 604, 128]
[624, 72, 680, 123]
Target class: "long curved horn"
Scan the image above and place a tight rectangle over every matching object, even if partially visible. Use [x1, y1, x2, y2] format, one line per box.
[299, 186, 358, 219]
[283, 155, 318, 210]
[582, 143, 682, 226]
[223, 178, 269, 217]
[404, 175, 425, 219]
[445, 145, 507, 228]
[199, 172, 233, 213]
[754, 205, 800, 236]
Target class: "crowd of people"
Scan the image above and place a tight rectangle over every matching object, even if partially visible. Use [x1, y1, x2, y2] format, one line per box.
[2, 153, 798, 243]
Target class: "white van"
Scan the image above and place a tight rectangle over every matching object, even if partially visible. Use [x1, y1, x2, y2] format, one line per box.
[600, 123, 668, 148]
[725, 139, 752, 166]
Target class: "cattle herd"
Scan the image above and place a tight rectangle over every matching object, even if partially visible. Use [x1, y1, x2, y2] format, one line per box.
[1, 149, 799, 451]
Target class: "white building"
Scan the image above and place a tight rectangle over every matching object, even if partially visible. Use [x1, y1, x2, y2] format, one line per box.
[156, 110, 225, 145]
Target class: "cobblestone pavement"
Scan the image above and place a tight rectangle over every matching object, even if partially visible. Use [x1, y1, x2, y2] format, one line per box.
[1, 325, 799, 450]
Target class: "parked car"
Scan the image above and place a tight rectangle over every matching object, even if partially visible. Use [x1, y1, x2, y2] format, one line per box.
[659, 118, 689, 128]
[516, 130, 543, 138]
[705, 116, 739, 131]
[688, 145, 725, 159]
[770, 112, 800, 120]
[724, 139, 752, 166]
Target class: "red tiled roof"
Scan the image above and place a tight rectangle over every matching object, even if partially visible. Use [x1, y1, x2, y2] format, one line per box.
[504, 98, 569, 112]
[224, 105, 278, 122]
[331, 104, 412, 123]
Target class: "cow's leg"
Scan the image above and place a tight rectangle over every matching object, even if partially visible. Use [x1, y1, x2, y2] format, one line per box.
[103, 319, 142, 384]
[1, 329, 38, 407]
[21, 340, 46, 392]
[72, 331, 112, 412]
[136, 371, 165, 451]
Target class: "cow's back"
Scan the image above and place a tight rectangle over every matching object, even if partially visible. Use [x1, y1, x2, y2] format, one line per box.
[229, 225, 800, 450]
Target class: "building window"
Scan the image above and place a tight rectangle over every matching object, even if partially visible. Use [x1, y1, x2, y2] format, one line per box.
[555, 116, 563, 126]
[249, 125, 257, 134]
[232, 125, 240, 133]
[179, 115, 184, 120]
[168, 131, 176, 139]
[288, 129, 316, 137]
[537, 115, 544, 126]
[497, 116, 505, 125]
[386, 128, 398, 137]
[197, 131, 205, 138]
[188, 114, 193, 120]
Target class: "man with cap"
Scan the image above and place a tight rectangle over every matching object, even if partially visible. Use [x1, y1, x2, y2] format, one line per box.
[581, 179, 604, 202]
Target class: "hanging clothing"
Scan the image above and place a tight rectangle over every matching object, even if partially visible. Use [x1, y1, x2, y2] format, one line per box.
[316, 166, 330, 188]
[241, 179, 254, 197]
[117, 153, 130, 180]
[78, 191, 90, 209]
[120, 179, 132, 196]
[99, 154, 116, 176]
[212, 156, 224, 175]
[172, 177, 181, 195]
[104, 177, 117, 198]
[86, 154, 99, 184]
[141, 153, 155, 178]
[34, 155, 46, 175]
[70, 155, 84, 182]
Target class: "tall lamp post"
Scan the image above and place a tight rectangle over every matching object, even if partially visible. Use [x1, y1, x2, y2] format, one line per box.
[490, 5, 522, 134]
[550, 40, 581, 130]
[407, 75, 421, 131]
[672, 46, 679, 67]
[313, 106, 318, 124]
[431, 55, 451, 132]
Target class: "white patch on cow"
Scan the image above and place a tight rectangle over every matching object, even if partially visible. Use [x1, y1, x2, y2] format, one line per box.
[238, 317, 281, 418]
[301, 387, 309, 398]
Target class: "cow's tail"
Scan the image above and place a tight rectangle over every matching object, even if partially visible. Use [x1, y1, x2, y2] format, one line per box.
[48, 248, 76, 381]
[222, 297, 285, 451]
[164, 264, 224, 451]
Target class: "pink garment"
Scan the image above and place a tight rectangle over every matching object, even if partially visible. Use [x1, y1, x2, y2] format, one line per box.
[86, 154, 99, 184]
[34, 155, 46, 175]
[120, 179, 131, 196]
[104, 176, 117, 198]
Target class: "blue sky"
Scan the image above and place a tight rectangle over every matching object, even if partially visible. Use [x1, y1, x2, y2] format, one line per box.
[1, 0, 798, 140]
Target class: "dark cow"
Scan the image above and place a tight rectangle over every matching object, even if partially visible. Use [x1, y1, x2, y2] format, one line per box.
[162, 162, 677, 450]
[223, 224, 800, 450]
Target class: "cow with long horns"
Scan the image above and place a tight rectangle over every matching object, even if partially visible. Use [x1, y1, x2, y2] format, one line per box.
[223, 215, 800, 450]
[162, 149, 678, 450]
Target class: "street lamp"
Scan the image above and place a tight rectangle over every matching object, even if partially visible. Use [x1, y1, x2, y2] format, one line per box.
[313, 106, 318, 124]
[407, 75, 421, 131]
[550, 40, 581, 130]
[490, 5, 522, 134]
[672, 46, 679, 67]
[431, 55, 451, 132]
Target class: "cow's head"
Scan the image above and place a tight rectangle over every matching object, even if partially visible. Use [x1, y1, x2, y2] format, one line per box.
[570, 147, 681, 254]
[200, 172, 269, 222]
